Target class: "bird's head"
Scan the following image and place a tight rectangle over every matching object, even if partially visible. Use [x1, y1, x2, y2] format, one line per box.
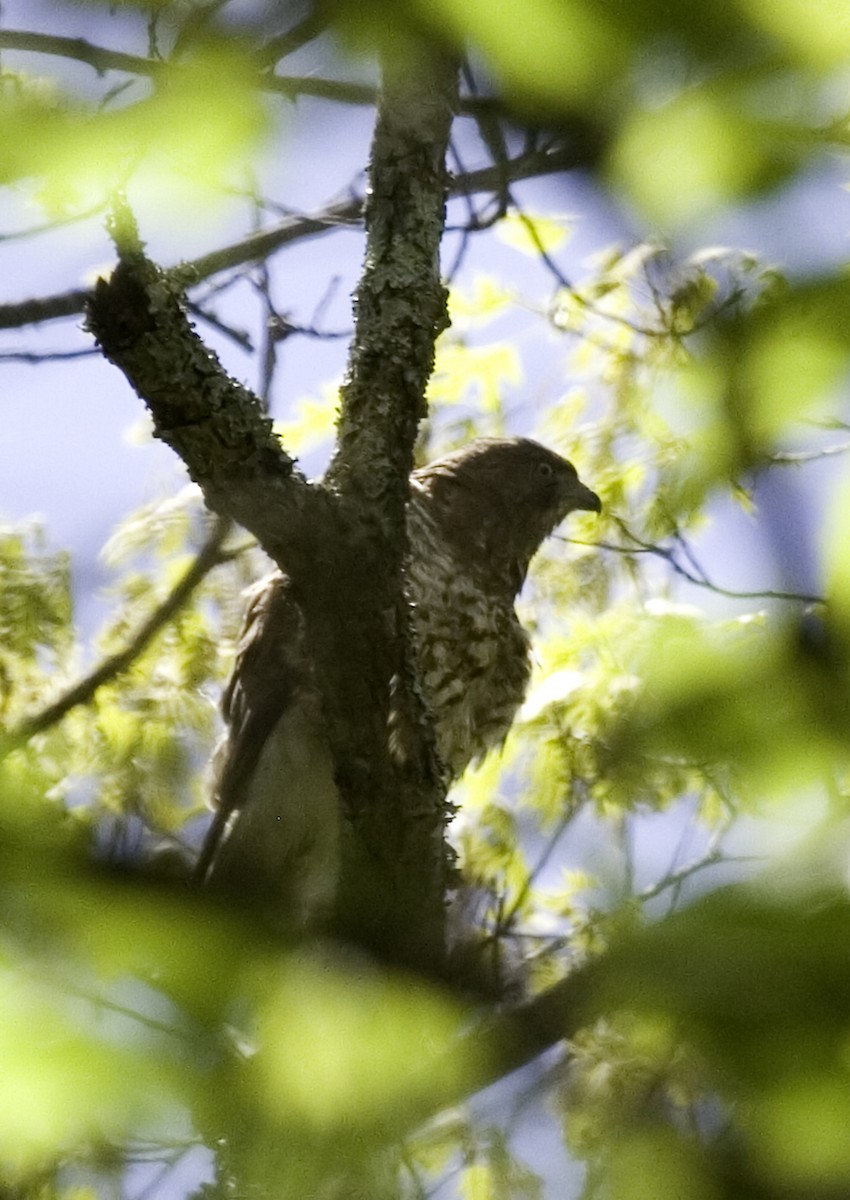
[413, 437, 601, 595]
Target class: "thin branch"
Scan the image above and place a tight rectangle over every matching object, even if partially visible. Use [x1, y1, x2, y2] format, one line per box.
[267, 314, 352, 342]
[0, 199, 107, 243]
[515, 206, 573, 290]
[0, 29, 367, 101]
[36, 969, 195, 1042]
[3, 519, 233, 749]
[562, 520, 824, 606]
[444, 141, 484, 281]
[0, 287, 91, 330]
[184, 195, 363, 280]
[255, 12, 329, 67]
[185, 300, 254, 352]
[0, 28, 163, 77]
[249, 186, 281, 410]
[491, 791, 584, 942]
[639, 849, 757, 904]
[0, 347, 98, 364]
[0, 148, 585, 332]
[0, 28, 603, 163]
[265, 74, 378, 105]
[128, 1149, 193, 1200]
[0, 29, 530, 117]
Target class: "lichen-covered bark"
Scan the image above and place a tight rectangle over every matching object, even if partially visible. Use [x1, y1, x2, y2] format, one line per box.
[328, 48, 457, 511]
[86, 229, 319, 569]
[88, 50, 460, 969]
[325, 47, 460, 961]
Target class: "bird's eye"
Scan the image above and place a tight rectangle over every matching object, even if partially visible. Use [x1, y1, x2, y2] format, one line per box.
[536, 460, 555, 480]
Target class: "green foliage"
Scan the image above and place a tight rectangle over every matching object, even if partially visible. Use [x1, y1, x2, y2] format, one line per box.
[0, 44, 267, 217]
[17, 0, 846, 229]
[8, 229, 849, 1199]
[0, 521, 73, 710]
[564, 884, 850, 1197]
[3, 3, 850, 1198]
[0, 775, 475, 1197]
[0, 495, 260, 849]
[422, 232, 850, 1198]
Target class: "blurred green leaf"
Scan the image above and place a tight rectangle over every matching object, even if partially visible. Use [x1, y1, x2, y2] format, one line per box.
[622, 615, 847, 798]
[595, 884, 850, 1086]
[575, 884, 850, 1195]
[401, 0, 631, 110]
[737, 276, 850, 441]
[610, 82, 806, 226]
[740, 0, 850, 68]
[273, 386, 338, 457]
[602, 1130, 716, 1200]
[428, 339, 521, 417]
[0, 969, 173, 1178]
[250, 956, 472, 1133]
[1, 43, 267, 213]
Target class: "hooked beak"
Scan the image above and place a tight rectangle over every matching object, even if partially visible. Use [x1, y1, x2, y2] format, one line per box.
[572, 481, 602, 514]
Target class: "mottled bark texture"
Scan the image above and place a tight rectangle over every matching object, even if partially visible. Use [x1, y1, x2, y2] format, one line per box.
[86, 204, 319, 567]
[323, 46, 460, 961]
[88, 51, 460, 968]
[327, 50, 457, 507]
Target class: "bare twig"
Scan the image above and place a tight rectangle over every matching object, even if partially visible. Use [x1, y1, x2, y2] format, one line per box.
[0, 28, 522, 117]
[444, 139, 478, 281]
[0, 28, 368, 103]
[249, 186, 281, 410]
[184, 196, 363, 280]
[491, 786, 586, 942]
[638, 849, 756, 904]
[0, 28, 163, 77]
[0, 28, 600, 158]
[515, 206, 573, 290]
[562, 519, 824, 606]
[0, 200, 107, 243]
[0, 347, 98, 364]
[264, 74, 378, 105]
[255, 12, 329, 67]
[185, 300, 254, 352]
[0, 148, 585, 332]
[267, 315, 352, 342]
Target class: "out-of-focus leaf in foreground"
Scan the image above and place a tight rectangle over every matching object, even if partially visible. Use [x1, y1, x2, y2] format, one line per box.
[0, 765, 476, 1192]
[715, 276, 850, 451]
[609, 607, 847, 802]
[587, 884, 850, 1196]
[0, 42, 267, 214]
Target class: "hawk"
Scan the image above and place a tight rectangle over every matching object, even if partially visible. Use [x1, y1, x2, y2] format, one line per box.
[197, 437, 600, 921]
